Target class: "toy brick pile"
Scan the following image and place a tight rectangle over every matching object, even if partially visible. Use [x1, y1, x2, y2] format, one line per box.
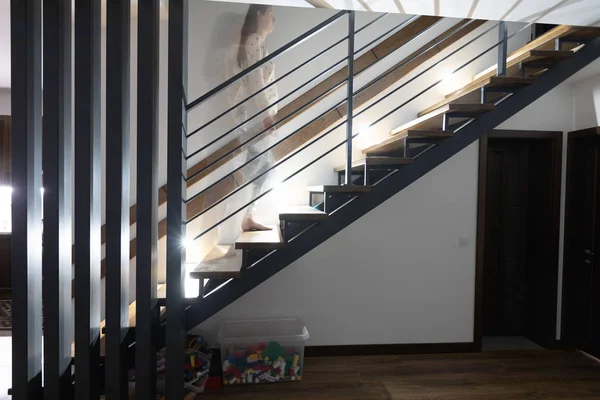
[222, 341, 302, 385]
[152, 335, 212, 398]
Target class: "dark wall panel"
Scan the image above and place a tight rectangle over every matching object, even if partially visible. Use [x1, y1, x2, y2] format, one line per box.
[105, 0, 131, 398]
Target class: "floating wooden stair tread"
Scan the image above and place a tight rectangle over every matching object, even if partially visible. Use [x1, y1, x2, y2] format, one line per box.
[190, 245, 243, 279]
[307, 185, 372, 193]
[363, 129, 454, 155]
[235, 225, 284, 250]
[334, 156, 413, 172]
[525, 50, 573, 64]
[279, 206, 329, 221]
[560, 27, 600, 42]
[420, 76, 535, 117]
[391, 103, 493, 137]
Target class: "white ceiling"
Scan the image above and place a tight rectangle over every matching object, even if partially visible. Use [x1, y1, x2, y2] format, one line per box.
[1, 0, 600, 89]
[262, 0, 600, 26]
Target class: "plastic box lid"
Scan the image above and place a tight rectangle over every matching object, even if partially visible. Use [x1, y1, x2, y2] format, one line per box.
[218, 318, 310, 344]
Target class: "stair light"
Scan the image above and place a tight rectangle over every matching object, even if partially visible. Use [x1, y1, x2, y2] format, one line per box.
[441, 71, 462, 95]
[357, 124, 371, 137]
[183, 236, 194, 250]
[355, 124, 373, 149]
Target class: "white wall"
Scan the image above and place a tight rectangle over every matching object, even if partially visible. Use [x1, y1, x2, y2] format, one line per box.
[572, 72, 600, 130]
[0, 89, 9, 115]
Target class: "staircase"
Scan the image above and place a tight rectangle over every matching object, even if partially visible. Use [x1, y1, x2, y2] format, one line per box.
[175, 22, 600, 333]
[121, 10, 600, 395]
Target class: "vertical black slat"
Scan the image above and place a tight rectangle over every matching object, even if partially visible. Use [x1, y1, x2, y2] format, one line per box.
[10, 0, 43, 398]
[105, 0, 131, 398]
[74, 0, 102, 398]
[344, 11, 355, 186]
[42, 0, 74, 398]
[166, 0, 188, 397]
[497, 21, 508, 76]
[136, 0, 160, 398]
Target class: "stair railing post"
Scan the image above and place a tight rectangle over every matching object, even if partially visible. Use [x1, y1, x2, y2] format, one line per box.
[345, 10, 355, 186]
[497, 21, 507, 76]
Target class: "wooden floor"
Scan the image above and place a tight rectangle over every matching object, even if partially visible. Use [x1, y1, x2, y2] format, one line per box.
[198, 350, 600, 399]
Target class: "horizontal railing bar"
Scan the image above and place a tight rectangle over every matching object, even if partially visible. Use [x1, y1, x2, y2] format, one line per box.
[186, 10, 349, 112]
[184, 73, 349, 180]
[185, 96, 348, 206]
[355, 15, 419, 55]
[189, 130, 358, 241]
[186, 35, 350, 139]
[353, 21, 498, 120]
[354, 12, 388, 35]
[354, 18, 476, 99]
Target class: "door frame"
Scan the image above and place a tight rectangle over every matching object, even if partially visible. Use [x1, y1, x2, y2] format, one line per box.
[474, 129, 563, 350]
[561, 126, 600, 350]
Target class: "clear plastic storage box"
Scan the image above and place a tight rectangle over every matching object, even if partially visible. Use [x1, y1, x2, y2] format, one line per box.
[218, 318, 309, 385]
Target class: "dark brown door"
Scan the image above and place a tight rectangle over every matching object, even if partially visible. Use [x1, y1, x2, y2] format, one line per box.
[563, 136, 600, 358]
[483, 142, 530, 336]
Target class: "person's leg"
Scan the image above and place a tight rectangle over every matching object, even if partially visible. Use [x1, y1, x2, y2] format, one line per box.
[240, 144, 273, 231]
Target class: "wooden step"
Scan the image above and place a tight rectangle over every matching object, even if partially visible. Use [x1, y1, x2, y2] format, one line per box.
[421, 76, 534, 117]
[279, 206, 328, 221]
[189, 245, 242, 279]
[334, 156, 413, 172]
[393, 103, 493, 137]
[235, 225, 284, 250]
[525, 50, 573, 64]
[364, 129, 454, 155]
[307, 185, 372, 194]
[560, 27, 600, 42]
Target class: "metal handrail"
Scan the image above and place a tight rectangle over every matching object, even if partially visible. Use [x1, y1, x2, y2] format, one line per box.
[185, 10, 348, 112]
[354, 21, 535, 127]
[185, 20, 532, 236]
[185, 14, 418, 149]
[353, 18, 478, 99]
[355, 15, 418, 55]
[185, 17, 458, 185]
[185, 15, 436, 179]
[185, 13, 390, 141]
[186, 35, 349, 139]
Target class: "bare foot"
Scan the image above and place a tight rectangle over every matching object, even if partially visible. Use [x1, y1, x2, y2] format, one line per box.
[241, 216, 272, 232]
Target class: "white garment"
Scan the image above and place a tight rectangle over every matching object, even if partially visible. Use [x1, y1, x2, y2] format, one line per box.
[242, 33, 279, 122]
[217, 33, 280, 244]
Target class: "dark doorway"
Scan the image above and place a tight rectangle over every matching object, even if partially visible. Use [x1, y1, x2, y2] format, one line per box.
[475, 130, 562, 350]
[562, 127, 600, 359]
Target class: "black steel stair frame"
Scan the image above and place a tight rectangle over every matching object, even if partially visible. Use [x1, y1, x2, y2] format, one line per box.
[183, 35, 600, 331]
